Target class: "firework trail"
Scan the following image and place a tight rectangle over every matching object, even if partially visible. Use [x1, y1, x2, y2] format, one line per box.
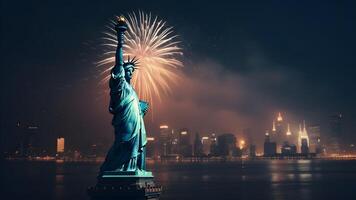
[97, 11, 183, 111]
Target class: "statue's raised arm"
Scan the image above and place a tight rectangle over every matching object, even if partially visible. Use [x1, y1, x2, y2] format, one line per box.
[111, 16, 127, 80]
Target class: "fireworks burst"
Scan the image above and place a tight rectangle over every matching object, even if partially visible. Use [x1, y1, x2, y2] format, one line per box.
[97, 11, 183, 109]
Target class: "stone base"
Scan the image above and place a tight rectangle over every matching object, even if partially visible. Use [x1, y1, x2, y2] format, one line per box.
[88, 170, 162, 200]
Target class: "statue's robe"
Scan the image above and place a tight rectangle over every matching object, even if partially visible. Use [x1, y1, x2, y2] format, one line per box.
[100, 65, 147, 172]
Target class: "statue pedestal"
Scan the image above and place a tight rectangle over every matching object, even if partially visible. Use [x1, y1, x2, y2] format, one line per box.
[88, 170, 162, 200]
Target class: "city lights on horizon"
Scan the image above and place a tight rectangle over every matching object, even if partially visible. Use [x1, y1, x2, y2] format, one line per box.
[4, 111, 354, 159]
[160, 125, 169, 129]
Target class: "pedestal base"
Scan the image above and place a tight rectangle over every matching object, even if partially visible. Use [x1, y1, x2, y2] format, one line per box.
[88, 170, 162, 200]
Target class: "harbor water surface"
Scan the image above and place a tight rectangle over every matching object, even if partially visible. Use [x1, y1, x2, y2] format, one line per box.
[2, 159, 356, 200]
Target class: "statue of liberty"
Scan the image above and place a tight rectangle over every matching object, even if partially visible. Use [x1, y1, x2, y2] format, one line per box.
[88, 14, 163, 199]
[99, 16, 149, 174]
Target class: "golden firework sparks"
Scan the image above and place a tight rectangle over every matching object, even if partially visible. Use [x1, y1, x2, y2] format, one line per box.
[97, 11, 183, 111]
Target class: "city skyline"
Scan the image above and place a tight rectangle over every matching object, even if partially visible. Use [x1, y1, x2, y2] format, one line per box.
[4, 111, 353, 157]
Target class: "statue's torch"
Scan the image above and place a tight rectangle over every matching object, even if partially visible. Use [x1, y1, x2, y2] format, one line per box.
[115, 15, 127, 67]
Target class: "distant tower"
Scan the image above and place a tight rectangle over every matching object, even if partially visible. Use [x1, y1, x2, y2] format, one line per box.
[298, 121, 309, 153]
[56, 137, 65, 156]
[193, 133, 203, 156]
[201, 136, 211, 156]
[302, 121, 309, 146]
[286, 123, 292, 136]
[179, 129, 192, 157]
[249, 144, 256, 158]
[209, 134, 218, 156]
[146, 137, 158, 158]
[328, 114, 343, 154]
[272, 121, 276, 132]
[170, 129, 179, 155]
[23, 125, 40, 157]
[277, 112, 283, 122]
[301, 138, 309, 154]
[275, 112, 285, 153]
[159, 125, 170, 156]
[298, 124, 303, 152]
[217, 133, 237, 156]
[265, 130, 270, 142]
[281, 141, 296, 156]
[308, 125, 322, 154]
[264, 130, 276, 157]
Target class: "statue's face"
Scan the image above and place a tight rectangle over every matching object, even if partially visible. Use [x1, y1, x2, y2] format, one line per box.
[125, 66, 134, 82]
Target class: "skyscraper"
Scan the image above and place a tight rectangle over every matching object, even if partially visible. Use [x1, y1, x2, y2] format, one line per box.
[159, 125, 170, 156]
[285, 123, 294, 146]
[301, 138, 309, 155]
[179, 129, 192, 157]
[286, 123, 292, 136]
[22, 124, 40, 157]
[193, 133, 203, 156]
[328, 114, 343, 154]
[249, 144, 256, 157]
[169, 129, 179, 155]
[281, 141, 297, 156]
[201, 136, 211, 156]
[146, 137, 158, 158]
[298, 121, 309, 153]
[217, 133, 237, 156]
[263, 131, 276, 157]
[209, 134, 218, 156]
[271, 112, 286, 153]
[308, 125, 321, 154]
[56, 137, 65, 153]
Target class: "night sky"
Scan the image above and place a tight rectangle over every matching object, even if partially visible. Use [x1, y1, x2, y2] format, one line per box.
[1, 0, 356, 152]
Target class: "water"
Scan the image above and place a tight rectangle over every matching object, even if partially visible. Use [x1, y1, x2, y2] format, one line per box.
[1, 159, 356, 200]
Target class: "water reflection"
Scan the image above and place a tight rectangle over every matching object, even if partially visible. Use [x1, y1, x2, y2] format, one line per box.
[299, 173, 312, 182]
[54, 163, 65, 200]
[55, 174, 64, 184]
[267, 160, 314, 200]
[202, 175, 210, 181]
[3, 160, 356, 200]
[287, 173, 296, 181]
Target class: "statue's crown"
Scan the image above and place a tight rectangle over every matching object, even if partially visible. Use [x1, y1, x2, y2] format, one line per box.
[123, 56, 139, 70]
